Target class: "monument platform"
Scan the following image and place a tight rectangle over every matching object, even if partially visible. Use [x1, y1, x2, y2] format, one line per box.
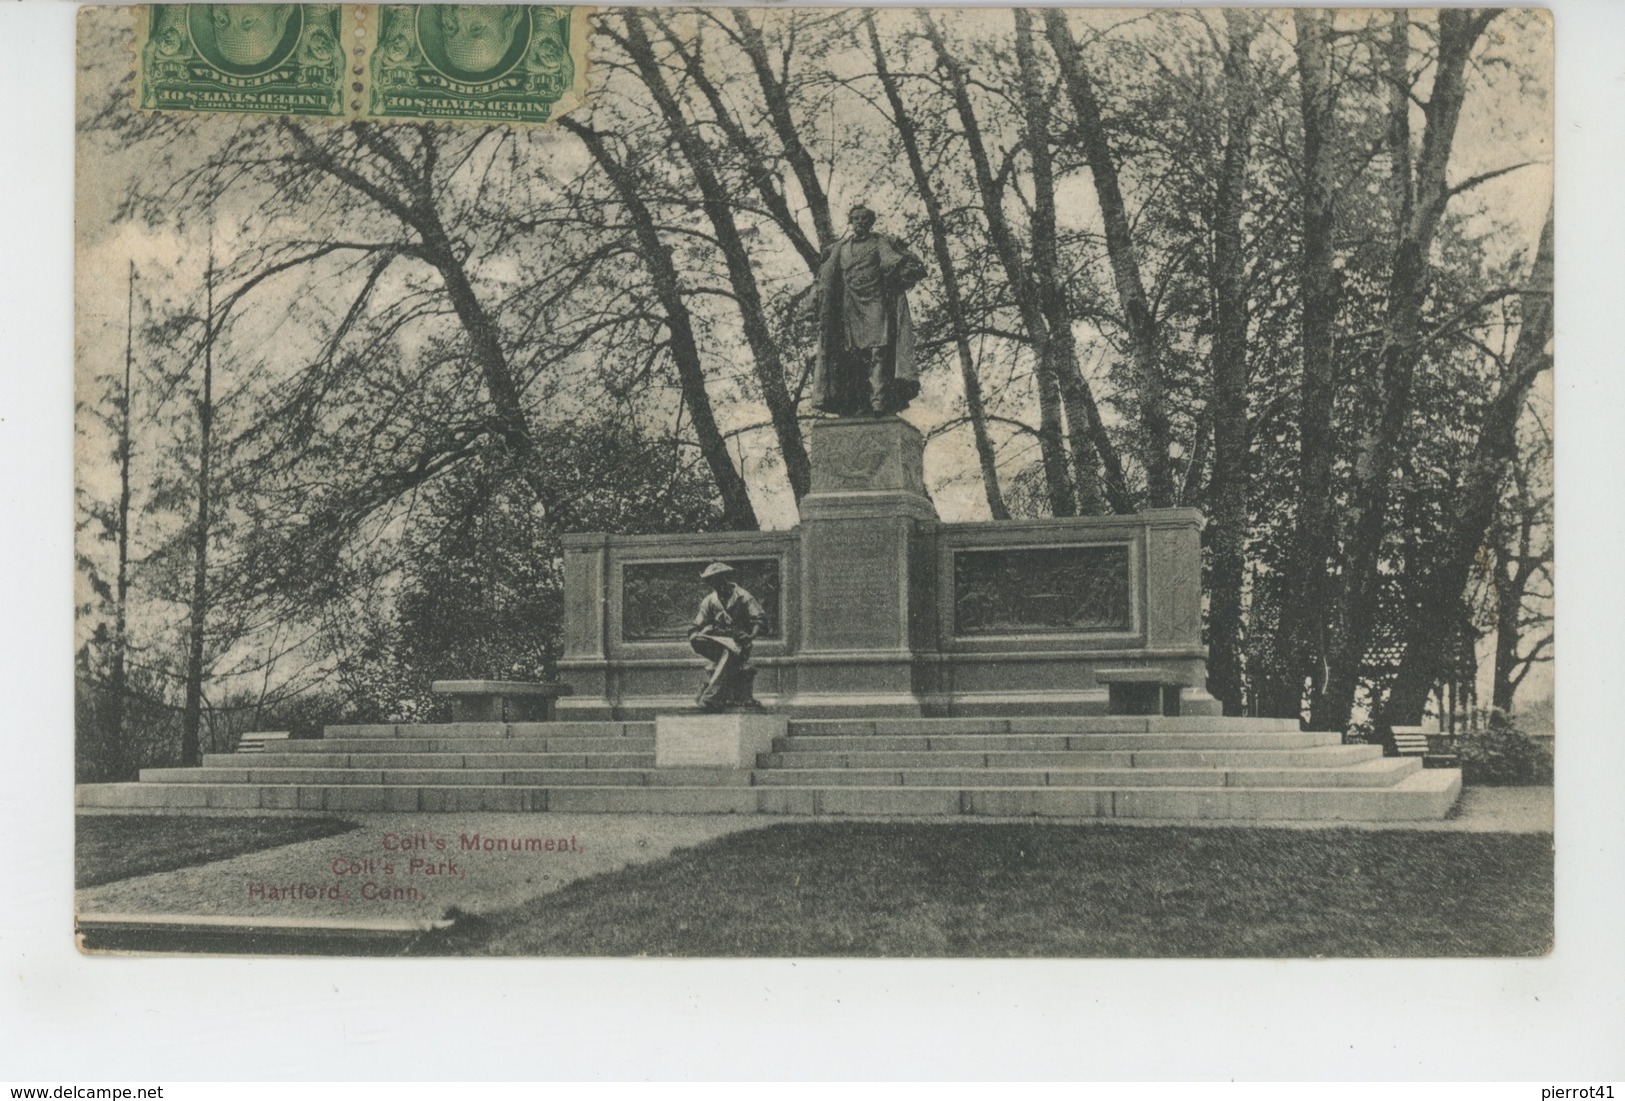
[77, 715, 1461, 822]
[556, 416, 1220, 721]
[78, 416, 1462, 823]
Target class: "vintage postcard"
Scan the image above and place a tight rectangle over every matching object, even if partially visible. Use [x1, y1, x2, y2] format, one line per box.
[74, 5, 1554, 958]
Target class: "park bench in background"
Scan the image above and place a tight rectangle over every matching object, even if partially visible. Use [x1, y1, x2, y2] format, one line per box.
[1392, 725, 1461, 769]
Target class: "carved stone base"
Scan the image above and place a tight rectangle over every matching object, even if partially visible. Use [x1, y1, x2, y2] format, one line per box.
[791, 418, 937, 712]
[655, 713, 786, 769]
[799, 416, 936, 522]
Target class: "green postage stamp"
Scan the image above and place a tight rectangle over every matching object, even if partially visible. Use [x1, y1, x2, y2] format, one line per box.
[370, 5, 583, 124]
[133, 4, 593, 125]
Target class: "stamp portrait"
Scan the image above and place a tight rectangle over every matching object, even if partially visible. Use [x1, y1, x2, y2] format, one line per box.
[136, 3, 347, 117]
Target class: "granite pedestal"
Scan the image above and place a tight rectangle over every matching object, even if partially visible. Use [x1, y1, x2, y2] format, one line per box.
[655, 713, 786, 769]
[792, 416, 937, 716]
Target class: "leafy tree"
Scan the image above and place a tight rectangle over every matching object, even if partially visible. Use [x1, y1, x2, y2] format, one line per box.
[330, 418, 724, 721]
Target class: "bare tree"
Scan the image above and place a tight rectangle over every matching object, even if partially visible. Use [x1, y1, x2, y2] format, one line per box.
[863, 13, 1008, 520]
[1323, 9, 1501, 731]
[1379, 205, 1553, 726]
[1282, 6, 1342, 722]
[178, 243, 216, 767]
[1206, 11, 1259, 716]
[1488, 431, 1554, 714]
[1044, 8, 1177, 507]
[608, 11, 813, 502]
[561, 117, 759, 530]
[922, 11, 1132, 516]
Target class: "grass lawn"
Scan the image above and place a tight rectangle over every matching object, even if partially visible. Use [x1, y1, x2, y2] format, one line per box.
[76, 815, 360, 888]
[417, 822, 1552, 958]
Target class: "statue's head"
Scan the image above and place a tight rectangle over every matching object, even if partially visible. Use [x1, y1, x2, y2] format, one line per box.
[848, 205, 877, 236]
[439, 5, 524, 74]
[210, 4, 294, 67]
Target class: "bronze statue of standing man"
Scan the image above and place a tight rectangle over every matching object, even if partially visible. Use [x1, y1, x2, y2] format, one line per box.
[801, 204, 928, 417]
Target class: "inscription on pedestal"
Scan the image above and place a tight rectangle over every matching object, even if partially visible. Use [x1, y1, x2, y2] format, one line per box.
[804, 521, 901, 651]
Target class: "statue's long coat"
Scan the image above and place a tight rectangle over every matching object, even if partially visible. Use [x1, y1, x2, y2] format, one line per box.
[806, 233, 927, 415]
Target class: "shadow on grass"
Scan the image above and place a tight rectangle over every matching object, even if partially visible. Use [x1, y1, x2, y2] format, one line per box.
[76, 815, 361, 888]
[414, 822, 1553, 958]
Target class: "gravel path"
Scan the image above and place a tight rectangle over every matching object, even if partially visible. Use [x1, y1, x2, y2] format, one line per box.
[1443, 785, 1554, 832]
[75, 787, 1552, 925]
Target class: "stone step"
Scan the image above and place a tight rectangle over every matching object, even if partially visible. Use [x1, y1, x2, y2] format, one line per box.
[759, 744, 1381, 770]
[77, 782, 761, 814]
[232, 731, 1330, 758]
[316, 718, 1304, 741]
[315, 740, 665, 755]
[231, 735, 658, 756]
[787, 717, 1305, 735]
[772, 731, 1340, 753]
[323, 722, 655, 739]
[202, 751, 657, 770]
[765, 769, 1459, 820]
[753, 758, 1419, 790]
[75, 767, 1459, 820]
[203, 745, 1375, 773]
[143, 766, 749, 788]
[145, 757, 1414, 792]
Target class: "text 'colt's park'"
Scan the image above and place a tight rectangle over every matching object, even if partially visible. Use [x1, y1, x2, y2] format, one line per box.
[72, 6, 1554, 956]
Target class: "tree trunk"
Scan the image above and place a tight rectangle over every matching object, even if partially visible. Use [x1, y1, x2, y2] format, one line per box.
[1489, 450, 1552, 712]
[616, 12, 812, 502]
[1015, 9, 1107, 515]
[865, 14, 1008, 520]
[729, 10, 836, 250]
[922, 12, 1132, 515]
[1379, 204, 1553, 726]
[1284, 7, 1340, 723]
[1043, 9, 1176, 507]
[180, 247, 215, 768]
[652, 14, 822, 275]
[1206, 11, 1257, 716]
[287, 123, 552, 509]
[920, 13, 1069, 515]
[563, 118, 759, 531]
[1035, 364, 1073, 517]
[1323, 10, 1494, 731]
[1490, 542, 1525, 714]
[111, 260, 135, 775]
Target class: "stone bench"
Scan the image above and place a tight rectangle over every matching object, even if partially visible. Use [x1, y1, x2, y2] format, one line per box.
[1096, 668, 1185, 717]
[430, 680, 574, 723]
[1391, 725, 1461, 769]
